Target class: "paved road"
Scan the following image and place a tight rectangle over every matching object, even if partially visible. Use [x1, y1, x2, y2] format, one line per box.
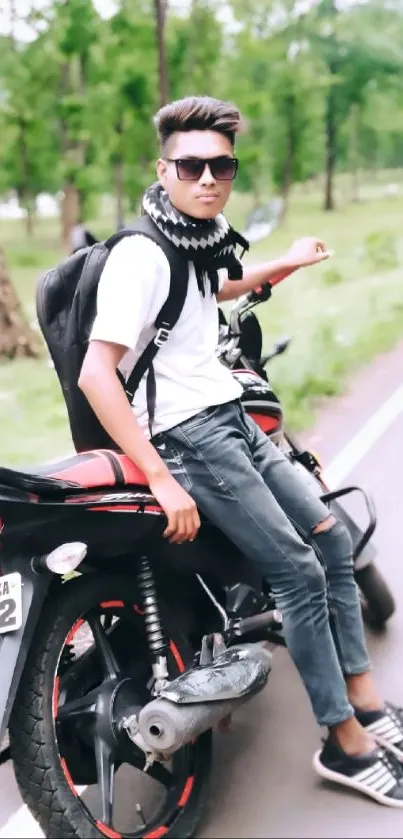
[1, 341, 403, 838]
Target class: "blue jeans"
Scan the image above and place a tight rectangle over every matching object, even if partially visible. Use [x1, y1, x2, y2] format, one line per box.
[153, 399, 371, 728]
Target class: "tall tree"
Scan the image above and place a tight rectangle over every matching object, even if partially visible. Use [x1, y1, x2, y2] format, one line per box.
[154, 0, 168, 106]
[51, 0, 100, 249]
[307, 0, 403, 209]
[0, 5, 60, 234]
[92, 2, 158, 226]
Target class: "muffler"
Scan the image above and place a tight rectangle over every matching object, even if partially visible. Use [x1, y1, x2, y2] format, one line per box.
[138, 642, 272, 757]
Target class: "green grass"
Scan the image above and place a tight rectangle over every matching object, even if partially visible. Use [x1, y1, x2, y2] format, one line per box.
[238, 192, 403, 428]
[1, 178, 403, 466]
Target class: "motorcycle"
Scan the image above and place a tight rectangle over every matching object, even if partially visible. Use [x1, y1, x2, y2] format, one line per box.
[216, 283, 395, 629]
[0, 290, 395, 839]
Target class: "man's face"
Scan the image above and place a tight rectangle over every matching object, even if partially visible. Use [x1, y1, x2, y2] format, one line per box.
[156, 129, 235, 219]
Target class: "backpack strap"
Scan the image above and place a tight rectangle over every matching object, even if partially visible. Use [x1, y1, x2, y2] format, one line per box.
[105, 215, 189, 435]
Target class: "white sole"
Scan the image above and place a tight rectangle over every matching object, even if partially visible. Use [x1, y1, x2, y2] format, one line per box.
[313, 751, 403, 808]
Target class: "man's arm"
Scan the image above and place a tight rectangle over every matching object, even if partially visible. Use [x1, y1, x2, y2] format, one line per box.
[78, 340, 200, 544]
[217, 237, 331, 302]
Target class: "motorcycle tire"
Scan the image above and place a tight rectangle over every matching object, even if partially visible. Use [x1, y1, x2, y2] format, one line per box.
[9, 574, 212, 839]
[355, 564, 396, 629]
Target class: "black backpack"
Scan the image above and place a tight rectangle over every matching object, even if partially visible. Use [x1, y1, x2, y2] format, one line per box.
[36, 215, 188, 453]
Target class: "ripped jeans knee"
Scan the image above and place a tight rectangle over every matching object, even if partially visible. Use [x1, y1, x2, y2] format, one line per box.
[312, 515, 354, 571]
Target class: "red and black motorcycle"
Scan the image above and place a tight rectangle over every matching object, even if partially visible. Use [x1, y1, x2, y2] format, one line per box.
[0, 289, 394, 839]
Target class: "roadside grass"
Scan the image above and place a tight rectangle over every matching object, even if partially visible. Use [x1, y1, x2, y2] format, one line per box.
[1, 180, 403, 466]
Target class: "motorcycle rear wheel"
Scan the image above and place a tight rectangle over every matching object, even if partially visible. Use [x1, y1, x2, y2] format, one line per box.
[355, 564, 396, 629]
[9, 574, 212, 839]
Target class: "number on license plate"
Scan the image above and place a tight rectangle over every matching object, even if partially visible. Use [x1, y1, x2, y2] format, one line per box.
[0, 573, 23, 634]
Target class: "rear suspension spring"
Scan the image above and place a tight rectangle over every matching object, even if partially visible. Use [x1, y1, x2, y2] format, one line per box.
[137, 557, 167, 663]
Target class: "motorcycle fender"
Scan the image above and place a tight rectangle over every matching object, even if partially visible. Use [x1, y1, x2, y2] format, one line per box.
[0, 559, 52, 743]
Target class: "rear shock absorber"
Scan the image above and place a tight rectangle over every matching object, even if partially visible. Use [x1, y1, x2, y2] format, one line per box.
[137, 557, 169, 693]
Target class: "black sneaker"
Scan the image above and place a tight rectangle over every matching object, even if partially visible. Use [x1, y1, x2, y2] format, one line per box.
[313, 737, 403, 807]
[355, 703, 403, 761]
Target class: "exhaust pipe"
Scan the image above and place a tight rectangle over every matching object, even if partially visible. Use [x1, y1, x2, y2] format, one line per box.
[138, 644, 272, 757]
[139, 695, 251, 756]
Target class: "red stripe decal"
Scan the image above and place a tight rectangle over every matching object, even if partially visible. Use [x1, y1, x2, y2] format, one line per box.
[143, 827, 168, 839]
[88, 504, 162, 513]
[88, 505, 141, 512]
[65, 618, 84, 645]
[178, 775, 194, 807]
[169, 640, 185, 673]
[232, 368, 260, 376]
[248, 412, 280, 432]
[95, 821, 122, 838]
[52, 676, 60, 719]
[100, 600, 124, 609]
[60, 757, 77, 795]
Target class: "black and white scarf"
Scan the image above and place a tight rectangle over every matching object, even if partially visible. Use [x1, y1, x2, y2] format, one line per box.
[142, 181, 249, 295]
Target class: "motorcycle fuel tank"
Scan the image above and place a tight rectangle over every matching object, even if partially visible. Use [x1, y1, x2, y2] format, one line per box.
[232, 369, 283, 439]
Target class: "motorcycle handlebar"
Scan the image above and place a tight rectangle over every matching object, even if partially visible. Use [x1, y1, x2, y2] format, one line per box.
[246, 284, 272, 305]
[228, 284, 273, 336]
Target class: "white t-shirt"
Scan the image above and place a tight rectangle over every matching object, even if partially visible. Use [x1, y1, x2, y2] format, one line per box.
[90, 234, 242, 437]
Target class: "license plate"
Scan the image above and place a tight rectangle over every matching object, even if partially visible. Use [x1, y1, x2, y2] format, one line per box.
[0, 573, 23, 635]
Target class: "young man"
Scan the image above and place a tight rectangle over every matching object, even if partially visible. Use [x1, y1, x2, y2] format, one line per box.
[79, 95, 403, 806]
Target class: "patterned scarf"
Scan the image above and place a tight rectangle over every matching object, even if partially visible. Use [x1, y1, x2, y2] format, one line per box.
[142, 181, 249, 295]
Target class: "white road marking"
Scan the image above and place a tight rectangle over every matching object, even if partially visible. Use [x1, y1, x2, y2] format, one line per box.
[2, 383, 403, 837]
[322, 383, 403, 489]
[0, 762, 43, 838]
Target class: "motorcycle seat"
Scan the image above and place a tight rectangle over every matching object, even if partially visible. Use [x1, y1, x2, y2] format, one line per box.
[0, 450, 149, 496]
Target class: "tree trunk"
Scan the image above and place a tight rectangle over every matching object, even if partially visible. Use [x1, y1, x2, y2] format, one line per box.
[10, 1, 35, 237]
[0, 247, 41, 359]
[324, 83, 337, 211]
[17, 116, 35, 237]
[114, 114, 125, 229]
[154, 0, 168, 107]
[349, 103, 360, 203]
[24, 198, 35, 237]
[280, 96, 297, 221]
[59, 55, 88, 252]
[115, 162, 124, 230]
[60, 182, 80, 253]
[185, 0, 199, 82]
[323, 0, 338, 212]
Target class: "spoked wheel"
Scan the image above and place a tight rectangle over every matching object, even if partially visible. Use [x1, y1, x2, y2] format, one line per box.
[10, 575, 211, 839]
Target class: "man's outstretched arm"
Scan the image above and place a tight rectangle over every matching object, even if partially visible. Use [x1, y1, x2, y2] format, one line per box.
[217, 237, 331, 302]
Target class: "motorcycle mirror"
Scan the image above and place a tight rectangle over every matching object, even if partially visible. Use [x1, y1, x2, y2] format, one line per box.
[261, 336, 292, 368]
[242, 199, 284, 244]
[274, 336, 292, 355]
[242, 221, 273, 243]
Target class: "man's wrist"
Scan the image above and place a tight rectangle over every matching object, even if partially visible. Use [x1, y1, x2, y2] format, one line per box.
[144, 460, 170, 483]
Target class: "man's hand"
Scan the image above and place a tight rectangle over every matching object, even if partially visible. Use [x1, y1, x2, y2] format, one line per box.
[286, 237, 331, 269]
[149, 473, 200, 544]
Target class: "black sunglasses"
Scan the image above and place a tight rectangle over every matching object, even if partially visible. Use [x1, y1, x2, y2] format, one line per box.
[165, 156, 239, 182]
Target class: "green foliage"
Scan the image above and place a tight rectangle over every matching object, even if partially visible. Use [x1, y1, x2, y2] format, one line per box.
[2, 0, 403, 225]
[321, 265, 345, 286]
[364, 231, 399, 271]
